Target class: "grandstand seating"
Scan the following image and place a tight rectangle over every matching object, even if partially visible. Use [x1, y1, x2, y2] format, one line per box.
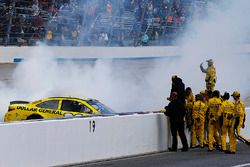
[0, 0, 209, 47]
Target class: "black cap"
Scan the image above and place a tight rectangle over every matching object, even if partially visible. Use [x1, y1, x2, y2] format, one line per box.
[195, 94, 202, 100]
[212, 90, 220, 98]
[221, 92, 230, 100]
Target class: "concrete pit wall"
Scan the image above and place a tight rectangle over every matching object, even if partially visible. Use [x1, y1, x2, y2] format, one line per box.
[0, 113, 169, 167]
[0, 108, 249, 167]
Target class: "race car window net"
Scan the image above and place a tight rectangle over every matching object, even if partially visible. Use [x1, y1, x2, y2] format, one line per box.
[61, 100, 92, 113]
[36, 100, 59, 110]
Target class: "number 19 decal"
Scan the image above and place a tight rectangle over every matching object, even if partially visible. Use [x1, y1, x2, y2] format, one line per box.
[89, 120, 96, 133]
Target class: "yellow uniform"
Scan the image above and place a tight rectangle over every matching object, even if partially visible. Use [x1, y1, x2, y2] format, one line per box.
[205, 66, 216, 91]
[200, 90, 209, 146]
[220, 100, 237, 152]
[185, 94, 195, 130]
[191, 100, 207, 148]
[185, 94, 195, 111]
[234, 99, 245, 135]
[207, 97, 222, 151]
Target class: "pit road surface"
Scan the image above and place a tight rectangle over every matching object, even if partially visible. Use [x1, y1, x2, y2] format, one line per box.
[66, 144, 250, 167]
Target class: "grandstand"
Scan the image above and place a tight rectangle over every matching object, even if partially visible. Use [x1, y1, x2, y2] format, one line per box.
[0, 0, 208, 46]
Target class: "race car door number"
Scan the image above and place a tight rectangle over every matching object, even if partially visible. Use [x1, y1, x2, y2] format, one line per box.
[89, 120, 96, 133]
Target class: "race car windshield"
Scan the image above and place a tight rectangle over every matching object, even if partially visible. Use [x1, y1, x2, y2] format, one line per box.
[87, 100, 115, 114]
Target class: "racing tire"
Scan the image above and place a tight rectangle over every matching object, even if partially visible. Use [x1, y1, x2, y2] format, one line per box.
[26, 114, 43, 120]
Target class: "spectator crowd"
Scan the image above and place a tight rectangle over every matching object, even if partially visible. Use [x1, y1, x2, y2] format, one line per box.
[0, 0, 210, 46]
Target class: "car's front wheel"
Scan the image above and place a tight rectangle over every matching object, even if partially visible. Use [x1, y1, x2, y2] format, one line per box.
[26, 114, 43, 120]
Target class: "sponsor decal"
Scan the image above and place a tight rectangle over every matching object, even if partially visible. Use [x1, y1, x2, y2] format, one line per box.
[38, 108, 62, 115]
[16, 106, 62, 115]
[17, 106, 37, 112]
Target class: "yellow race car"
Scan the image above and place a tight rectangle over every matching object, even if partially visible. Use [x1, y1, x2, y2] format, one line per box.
[4, 97, 115, 122]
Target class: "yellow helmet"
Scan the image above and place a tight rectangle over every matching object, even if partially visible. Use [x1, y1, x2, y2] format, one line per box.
[231, 91, 240, 97]
[172, 75, 177, 80]
[206, 59, 213, 66]
[200, 90, 206, 94]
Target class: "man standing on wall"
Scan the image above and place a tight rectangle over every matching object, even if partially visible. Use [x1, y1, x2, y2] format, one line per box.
[200, 59, 216, 92]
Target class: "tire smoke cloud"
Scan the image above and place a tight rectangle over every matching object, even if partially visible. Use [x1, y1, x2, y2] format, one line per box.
[177, 0, 250, 97]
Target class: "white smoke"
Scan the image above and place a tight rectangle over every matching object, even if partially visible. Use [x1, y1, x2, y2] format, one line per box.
[0, 48, 169, 119]
[178, 0, 250, 96]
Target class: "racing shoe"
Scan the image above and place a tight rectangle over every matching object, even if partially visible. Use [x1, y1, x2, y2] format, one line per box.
[168, 148, 177, 152]
[221, 149, 227, 153]
[181, 147, 189, 152]
[215, 144, 221, 150]
[224, 150, 235, 154]
[195, 145, 203, 148]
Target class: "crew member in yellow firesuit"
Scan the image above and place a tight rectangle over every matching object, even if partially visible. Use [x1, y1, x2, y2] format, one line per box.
[200, 59, 216, 92]
[200, 90, 209, 146]
[185, 87, 195, 132]
[220, 92, 237, 154]
[191, 94, 207, 148]
[207, 90, 222, 151]
[200, 90, 209, 104]
[231, 91, 246, 135]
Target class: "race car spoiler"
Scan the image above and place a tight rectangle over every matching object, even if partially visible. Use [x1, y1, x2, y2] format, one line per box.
[10, 101, 30, 104]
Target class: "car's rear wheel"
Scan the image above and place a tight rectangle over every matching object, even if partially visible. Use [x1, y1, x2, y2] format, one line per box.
[26, 114, 43, 120]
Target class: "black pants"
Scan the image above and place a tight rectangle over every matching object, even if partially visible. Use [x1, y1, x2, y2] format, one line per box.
[170, 121, 188, 150]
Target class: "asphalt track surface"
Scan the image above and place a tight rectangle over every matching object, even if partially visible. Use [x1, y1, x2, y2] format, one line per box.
[66, 143, 250, 167]
[1, 63, 250, 167]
